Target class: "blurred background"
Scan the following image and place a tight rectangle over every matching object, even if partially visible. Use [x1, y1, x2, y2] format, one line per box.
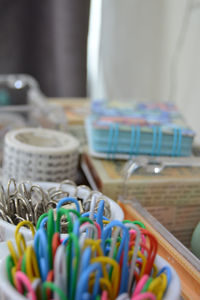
[0, 0, 200, 142]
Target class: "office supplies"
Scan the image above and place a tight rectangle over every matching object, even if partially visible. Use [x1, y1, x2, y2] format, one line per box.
[54, 244, 67, 296]
[0, 74, 68, 162]
[15, 271, 37, 300]
[120, 201, 200, 300]
[2, 127, 80, 183]
[0, 179, 123, 241]
[0, 205, 180, 300]
[81, 150, 200, 247]
[25, 245, 40, 281]
[132, 292, 156, 300]
[34, 228, 49, 281]
[86, 99, 195, 159]
[124, 223, 141, 293]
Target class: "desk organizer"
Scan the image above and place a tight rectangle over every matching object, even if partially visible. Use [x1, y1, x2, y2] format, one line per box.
[0, 180, 124, 243]
[0, 200, 180, 300]
[0, 253, 180, 300]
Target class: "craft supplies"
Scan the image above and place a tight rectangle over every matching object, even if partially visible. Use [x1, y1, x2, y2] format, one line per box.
[121, 201, 200, 300]
[0, 179, 124, 246]
[0, 179, 115, 227]
[87, 99, 195, 159]
[2, 128, 80, 183]
[0, 196, 180, 300]
[81, 150, 200, 247]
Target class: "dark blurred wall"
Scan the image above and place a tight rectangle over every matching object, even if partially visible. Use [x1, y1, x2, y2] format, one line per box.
[0, 0, 90, 97]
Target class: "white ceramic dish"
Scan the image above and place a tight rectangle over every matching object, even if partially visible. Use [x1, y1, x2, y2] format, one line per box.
[0, 181, 124, 242]
[0, 253, 181, 300]
[0, 239, 15, 264]
[154, 255, 181, 300]
[0, 219, 33, 243]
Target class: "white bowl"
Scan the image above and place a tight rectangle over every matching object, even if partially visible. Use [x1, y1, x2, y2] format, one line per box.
[0, 181, 124, 242]
[0, 219, 33, 243]
[154, 255, 181, 300]
[0, 253, 181, 300]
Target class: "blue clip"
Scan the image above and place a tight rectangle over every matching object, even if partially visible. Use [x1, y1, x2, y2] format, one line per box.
[157, 266, 172, 289]
[79, 247, 92, 276]
[34, 228, 49, 282]
[75, 262, 102, 300]
[73, 219, 80, 237]
[39, 216, 48, 229]
[62, 235, 70, 246]
[81, 212, 109, 221]
[96, 200, 105, 230]
[102, 220, 130, 294]
[56, 197, 80, 213]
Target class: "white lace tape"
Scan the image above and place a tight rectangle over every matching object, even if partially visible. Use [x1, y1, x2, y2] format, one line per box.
[2, 128, 80, 183]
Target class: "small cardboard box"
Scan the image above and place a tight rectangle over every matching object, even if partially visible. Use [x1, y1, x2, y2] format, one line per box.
[81, 151, 200, 247]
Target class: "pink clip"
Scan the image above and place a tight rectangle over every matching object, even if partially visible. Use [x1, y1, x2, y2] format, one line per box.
[131, 275, 149, 297]
[101, 290, 108, 300]
[131, 292, 156, 300]
[94, 221, 101, 238]
[15, 271, 37, 300]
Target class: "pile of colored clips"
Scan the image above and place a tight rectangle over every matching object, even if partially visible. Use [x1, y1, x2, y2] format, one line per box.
[4, 196, 174, 300]
[0, 178, 111, 226]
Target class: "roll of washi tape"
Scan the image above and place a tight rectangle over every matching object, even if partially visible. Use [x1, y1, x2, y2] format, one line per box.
[2, 128, 80, 183]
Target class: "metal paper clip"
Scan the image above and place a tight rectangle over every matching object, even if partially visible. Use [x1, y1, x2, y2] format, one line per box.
[0, 178, 111, 228]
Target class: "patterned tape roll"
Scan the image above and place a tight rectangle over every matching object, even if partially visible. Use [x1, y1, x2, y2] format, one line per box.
[2, 128, 80, 183]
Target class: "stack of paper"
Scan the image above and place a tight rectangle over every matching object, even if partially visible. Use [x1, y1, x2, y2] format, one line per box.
[86, 99, 195, 158]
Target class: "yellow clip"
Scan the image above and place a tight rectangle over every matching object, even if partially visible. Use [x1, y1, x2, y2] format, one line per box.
[15, 220, 35, 241]
[7, 241, 18, 265]
[91, 256, 120, 299]
[25, 245, 40, 281]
